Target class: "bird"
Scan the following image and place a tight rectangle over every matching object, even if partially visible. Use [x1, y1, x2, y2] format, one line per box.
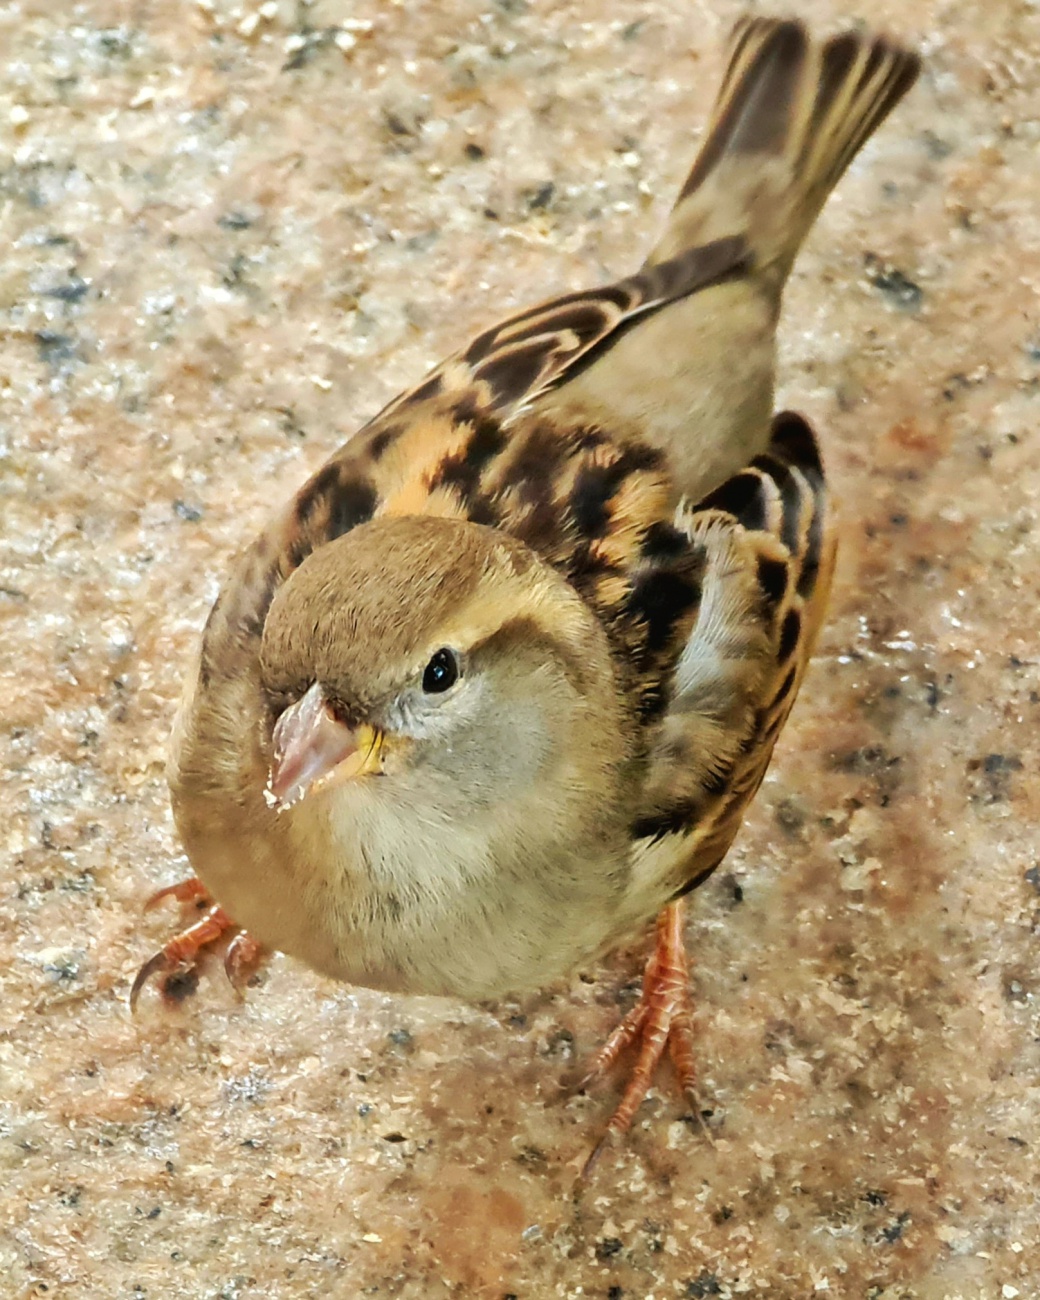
[132, 16, 920, 1173]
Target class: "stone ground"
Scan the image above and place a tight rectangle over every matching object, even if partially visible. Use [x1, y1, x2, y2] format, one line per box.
[1, 0, 1038, 1296]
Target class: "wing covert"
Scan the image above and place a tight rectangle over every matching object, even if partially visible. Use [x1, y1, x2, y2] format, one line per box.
[631, 410, 836, 894]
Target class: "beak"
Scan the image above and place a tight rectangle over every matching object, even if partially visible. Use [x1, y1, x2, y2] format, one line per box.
[266, 682, 382, 810]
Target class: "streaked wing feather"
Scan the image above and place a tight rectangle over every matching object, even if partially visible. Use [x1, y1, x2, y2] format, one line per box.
[366, 234, 749, 427]
[631, 410, 835, 895]
[198, 236, 750, 677]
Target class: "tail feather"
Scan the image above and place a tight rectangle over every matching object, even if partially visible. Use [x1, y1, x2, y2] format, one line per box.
[800, 30, 921, 205]
[649, 18, 921, 276]
[676, 20, 809, 202]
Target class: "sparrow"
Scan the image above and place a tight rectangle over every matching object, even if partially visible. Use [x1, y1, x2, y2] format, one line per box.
[133, 17, 920, 1172]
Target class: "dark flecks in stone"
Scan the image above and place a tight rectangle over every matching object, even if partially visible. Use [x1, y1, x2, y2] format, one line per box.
[222, 253, 253, 291]
[218, 210, 254, 231]
[864, 253, 923, 311]
[525, 181, 555, 211]
[878, 1211, 911, 1244]
[967, 752, 1022, 803]
[514, 1143, 546, 1168]
[1004, 973, 1030, 1003]
[595, 1237, 624, 1261]
[172, 499, 203, 523]
[384, 111, 412, 136]
[540, 1027, 574, 1058]
[96, 28, 137, 59]
[922, 130, 953, 160]
[830, 745, 903, 805]
[774, 796, 806, 836]
[942, 372, 974, 401]
[405, 229, 438, 255]
[464, 142, 485, 161]
[44, 275, 89, 304]
[43, 953, 80, 983]
[276, 406, 307, 440]
[282, 26, 340, 72]
[1024, 865, 1040, 894]
[35, 330, 79, 368]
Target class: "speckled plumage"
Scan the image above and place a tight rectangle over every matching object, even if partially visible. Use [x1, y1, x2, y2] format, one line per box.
[137, 17, 919, 1161]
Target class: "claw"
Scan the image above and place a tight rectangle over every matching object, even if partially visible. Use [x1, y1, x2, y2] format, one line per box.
[132, 877, 269, 1010]
[577, 899, 706, 1180]
[129, 903, 235, 1012]
[224, 930, 266, 992]
[143, 877, 211, 912]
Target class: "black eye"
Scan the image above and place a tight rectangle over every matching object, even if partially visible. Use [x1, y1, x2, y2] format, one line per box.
[422, 648, 460, 694]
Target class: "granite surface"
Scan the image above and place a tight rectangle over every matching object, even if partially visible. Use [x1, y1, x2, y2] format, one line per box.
[1, 0, 1039, 1296]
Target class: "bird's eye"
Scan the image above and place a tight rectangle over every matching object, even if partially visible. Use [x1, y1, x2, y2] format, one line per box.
[422, 647, 460, 694]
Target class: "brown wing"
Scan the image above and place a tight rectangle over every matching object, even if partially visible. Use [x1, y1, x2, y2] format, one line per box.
[197, 237, 748, 683]
[630, 410, 835, 896]
[367, 235, 748, 427]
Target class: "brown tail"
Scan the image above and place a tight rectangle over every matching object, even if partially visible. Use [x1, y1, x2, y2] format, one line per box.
[648, 18, 920, 277]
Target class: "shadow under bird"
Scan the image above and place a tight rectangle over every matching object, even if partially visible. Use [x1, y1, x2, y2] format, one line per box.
[133, 17, 920, 1175]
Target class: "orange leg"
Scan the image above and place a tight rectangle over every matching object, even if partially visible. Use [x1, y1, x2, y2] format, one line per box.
[579, 899, 703, 1178]
[130, 876, 267, 1010]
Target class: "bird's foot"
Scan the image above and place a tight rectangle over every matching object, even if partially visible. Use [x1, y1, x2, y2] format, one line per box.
[578, 899, 705, 1179]
[130, 877, 266, 1010]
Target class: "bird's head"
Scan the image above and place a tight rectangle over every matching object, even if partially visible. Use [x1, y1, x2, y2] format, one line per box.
[258, 515, 624, 818]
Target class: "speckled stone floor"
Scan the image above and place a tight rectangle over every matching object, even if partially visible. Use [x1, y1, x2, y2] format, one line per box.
[2, 1, 1038, 1297]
